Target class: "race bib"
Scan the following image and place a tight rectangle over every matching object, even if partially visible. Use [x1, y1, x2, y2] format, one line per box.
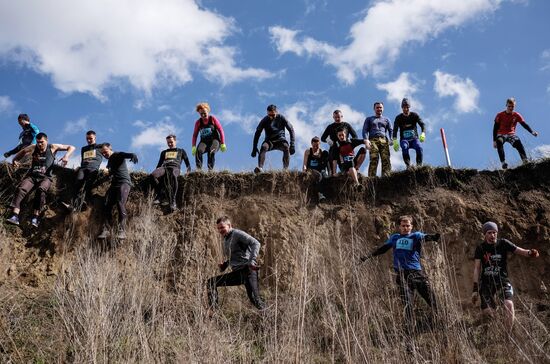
[403, 130, 415, 139]
[309, 160, 319, 167]
[200, 128, 213, 137]
[343, 155, 353, 162]
[396, 237, 414, 251]
[165, 151, 178, 159]
[83, 150, 96, 159]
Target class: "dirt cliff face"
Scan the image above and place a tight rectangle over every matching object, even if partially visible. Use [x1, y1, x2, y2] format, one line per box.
[0, 161, 549, 363]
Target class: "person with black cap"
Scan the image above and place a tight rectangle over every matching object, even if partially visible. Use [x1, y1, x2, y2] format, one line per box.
[302, 136, 329, 201]
[3, 114, 40, 159]
[251, 104, 295, 173]
[472, 221, 540, 329]
[392, 98, 426, 168]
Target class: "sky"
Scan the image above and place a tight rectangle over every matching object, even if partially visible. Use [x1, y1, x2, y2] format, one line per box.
[0, 0, 549, 174]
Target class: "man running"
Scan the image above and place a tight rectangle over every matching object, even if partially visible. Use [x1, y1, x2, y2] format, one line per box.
[63, 130, 103, 211]
[206, 216, 265, 310]
[493, 97, 538, 169]
[320, 110, 359, 175]
[472, 221, 540, 329]
[252, 104, 295, 173]
[3, 114, 40, 159]
[97, 143, 138, 240]
[302, 136, 329, 201]
[363, 102, 393, 177]
[334, 127, 366, 187]
[151, 134, 191, 212]
[393, 98, 426, 168]
[6, 132, 75, 227]
[191, 102, 226, 171]
[360, 215, 440, 334]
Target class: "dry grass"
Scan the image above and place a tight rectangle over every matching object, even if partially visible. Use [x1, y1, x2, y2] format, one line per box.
[0, 164, 549, 363]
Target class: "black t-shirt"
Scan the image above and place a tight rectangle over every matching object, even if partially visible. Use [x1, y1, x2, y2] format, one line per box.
[474, 239, 517, 283]
[107, 152, 133, 187]
[393, 112, 425, 140]
[306, 149, 329, 172]
[80, 144, 103, 170]
[156, 148, 190, 169]
[320, 122, 358, 144]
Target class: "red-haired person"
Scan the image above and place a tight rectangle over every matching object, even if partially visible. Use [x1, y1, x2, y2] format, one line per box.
[191, 102, 226, 170]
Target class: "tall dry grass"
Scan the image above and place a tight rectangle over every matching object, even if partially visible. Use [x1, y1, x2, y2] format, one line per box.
[0, 175, 549, 363]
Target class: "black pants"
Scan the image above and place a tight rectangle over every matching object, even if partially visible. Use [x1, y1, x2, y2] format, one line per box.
[151, 166, 180, 204]
[11, 176, 52, 212]
[207, 266, 264, 309]
[259, 140, 289, 169]
[103, 183, 130, 228]
[73, 168, 99, 207]
[496, 135, 527, 162]
[196, 140, 220, 170]
[396, 270, 437, 334]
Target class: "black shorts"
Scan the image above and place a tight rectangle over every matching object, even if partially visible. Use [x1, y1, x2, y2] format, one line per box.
[340, 147, 366, 172]
[480, 280, 514, 309]
[263, 139, 289, 151]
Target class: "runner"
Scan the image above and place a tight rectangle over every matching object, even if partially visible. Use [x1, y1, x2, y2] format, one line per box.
[97, 143, 138, 240]
[493, 98, 538, 169]
[206, 216, 265, 310]
[191, 102, 226, 170]
[363, 102, 393, 177]
[334, 127, 366, 187]
[360, 215, 440, 335]
[3, 114, 40, 159]
[393, 98, 426, 168]
[472, 221, 540, 329]
[252, 104, 295, 173]
[151, 134, 191, 212]
[320, 110, 359, 175]
[302, 136, 329, 201]
[6, 132, 75, 227]
[63, 130, 103, 211]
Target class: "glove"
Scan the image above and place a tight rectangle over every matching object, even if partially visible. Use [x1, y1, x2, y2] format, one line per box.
[218, 261, 228, 272]
[327, 139, 334, 147]
[528, 249, 540, 258]
[251, 147, 259, 158]
[289, 144, 295, 155]
[191, 146, 197, 156]
[419, 132, 426, 143]
[471, 282, 479, 305]
[3, 152, 9, 158]
[220, 144, 227, 152]
[248, 263, 260, 271]
[426, 233, 440, 242]
[393, 139, 399, 152]
[130, 154, 139, 164]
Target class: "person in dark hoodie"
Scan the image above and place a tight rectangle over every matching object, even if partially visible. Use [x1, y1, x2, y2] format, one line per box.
[97, 143, 138, 240]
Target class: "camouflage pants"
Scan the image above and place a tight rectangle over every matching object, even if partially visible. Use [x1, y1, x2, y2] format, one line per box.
[368, 137, 391, 177]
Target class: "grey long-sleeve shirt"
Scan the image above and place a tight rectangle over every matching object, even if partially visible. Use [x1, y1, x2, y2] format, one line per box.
[223, 228, 261, 269]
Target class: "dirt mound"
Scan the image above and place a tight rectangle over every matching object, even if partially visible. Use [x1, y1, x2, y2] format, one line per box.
[0, 160, 549, 362]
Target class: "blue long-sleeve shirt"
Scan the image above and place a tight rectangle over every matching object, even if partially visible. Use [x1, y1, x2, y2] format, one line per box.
[362, 116, 392, 140]
[5, 122, 40, 157]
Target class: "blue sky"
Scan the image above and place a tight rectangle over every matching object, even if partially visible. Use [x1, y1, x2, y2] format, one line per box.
[1, 0, 549, 174]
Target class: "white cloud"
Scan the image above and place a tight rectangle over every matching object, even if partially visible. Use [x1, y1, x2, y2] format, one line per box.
[62, 117, 89, 136]
[533, 145, 550, 158]
[376, 72, 424, 111]
[218, 109, 260, 134]
[542, 49, 550, 71]
[0, 0, 273, 99]
[433, 70, 480, 113]
[0, 95, 14, 113]
[270, 0, 503, 83]
[131, 118, 178, 150]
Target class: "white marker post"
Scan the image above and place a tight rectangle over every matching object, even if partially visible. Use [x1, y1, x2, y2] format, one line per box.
[440, 128, 452, 167]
